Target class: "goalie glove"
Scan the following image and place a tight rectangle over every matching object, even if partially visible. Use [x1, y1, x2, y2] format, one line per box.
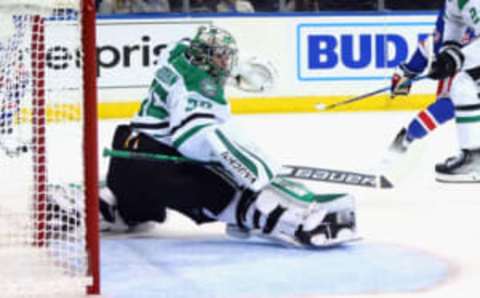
[390, 64, 418, 98]
[428, 42, 464, 80]
[230, 56, 277, 92]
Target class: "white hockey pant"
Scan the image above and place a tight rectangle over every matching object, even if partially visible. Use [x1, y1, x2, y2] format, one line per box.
[451, 39, 480, 149]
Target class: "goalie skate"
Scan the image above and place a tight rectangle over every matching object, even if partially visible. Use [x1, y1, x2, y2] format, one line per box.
[435, 149, 480, 183]
[388, 127, 412, 154]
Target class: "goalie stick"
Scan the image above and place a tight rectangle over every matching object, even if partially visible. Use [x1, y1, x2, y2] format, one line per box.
[103, 148, 393, 189]
[279, 165, 393, 189]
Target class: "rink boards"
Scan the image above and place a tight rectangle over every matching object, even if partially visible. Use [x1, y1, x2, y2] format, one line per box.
[45, 12, 439, 118]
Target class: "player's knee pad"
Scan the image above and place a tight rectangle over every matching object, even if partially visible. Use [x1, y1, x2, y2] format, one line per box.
[218, 178, 358, 247]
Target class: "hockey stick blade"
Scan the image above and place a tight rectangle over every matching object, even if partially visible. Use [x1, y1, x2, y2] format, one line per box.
[103, 148, 393, 188]
[278, 165, 394, 189]
[316, 75, 428, 111]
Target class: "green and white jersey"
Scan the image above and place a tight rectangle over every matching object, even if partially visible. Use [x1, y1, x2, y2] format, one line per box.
[131, 41, 278, 192]
[132, 41, 230, 150]
[444, 0, 480, 72]
[444, 0, 480, 42]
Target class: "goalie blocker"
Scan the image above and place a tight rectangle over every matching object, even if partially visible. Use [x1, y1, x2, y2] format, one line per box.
[100, 125, 358, 247]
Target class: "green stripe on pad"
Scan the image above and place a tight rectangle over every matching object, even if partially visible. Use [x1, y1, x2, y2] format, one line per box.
[272, 179, 346, 203]
[271, 181, 315, 202]
[312, 194, 347, 203]
[215, 129, 258, 176]
[238, 144, 274, 180]
[456, 115, 480, 123]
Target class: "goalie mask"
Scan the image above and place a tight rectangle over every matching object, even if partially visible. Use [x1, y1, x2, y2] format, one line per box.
[188, 25, 238, 81]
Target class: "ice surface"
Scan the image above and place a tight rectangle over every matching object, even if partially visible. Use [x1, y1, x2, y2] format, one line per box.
[99, 112, 479, 298]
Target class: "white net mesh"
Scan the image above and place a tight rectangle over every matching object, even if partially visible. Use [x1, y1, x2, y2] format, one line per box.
[0, 2, 94, 297]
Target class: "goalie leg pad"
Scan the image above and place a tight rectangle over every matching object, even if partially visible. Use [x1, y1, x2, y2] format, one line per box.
[218, 178, 358, 247]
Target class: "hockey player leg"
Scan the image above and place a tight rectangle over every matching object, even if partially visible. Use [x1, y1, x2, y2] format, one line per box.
[436, 70, 480, 182]
[217, 177, 358, 248]
[389, 97, 455, 154]
[381, 96, 456, 184]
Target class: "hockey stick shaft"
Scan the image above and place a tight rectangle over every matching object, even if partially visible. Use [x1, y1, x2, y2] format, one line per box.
[103, 148, 393, 189]
[102, 148, 211, 165]
[318, 75, 428, 111]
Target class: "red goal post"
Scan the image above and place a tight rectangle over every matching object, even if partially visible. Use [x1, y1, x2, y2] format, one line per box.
[0, 0, 99, 296]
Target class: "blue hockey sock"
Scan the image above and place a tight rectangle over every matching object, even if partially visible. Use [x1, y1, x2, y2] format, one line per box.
[406, 97, 454, 141]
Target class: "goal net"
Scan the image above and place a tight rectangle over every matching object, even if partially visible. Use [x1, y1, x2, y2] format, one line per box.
[0, 0, 99, 297]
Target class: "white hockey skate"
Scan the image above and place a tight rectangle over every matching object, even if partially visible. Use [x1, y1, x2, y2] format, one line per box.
[374, 126, 428, 187]
[375, 127, 412, 180]
[388, 127, 412, 154]
[435, 149, 480, 183]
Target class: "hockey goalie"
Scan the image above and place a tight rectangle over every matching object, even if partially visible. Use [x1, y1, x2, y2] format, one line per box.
[97, 25, 359, 248]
